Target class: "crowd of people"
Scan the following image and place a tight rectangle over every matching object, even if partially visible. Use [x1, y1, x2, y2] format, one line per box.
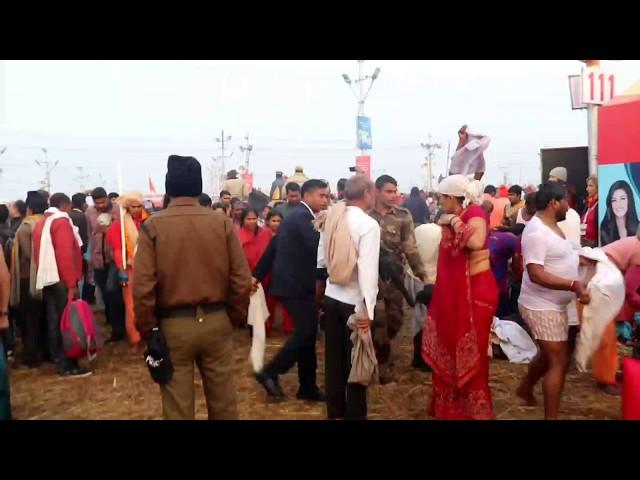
[0, 150, 639, 421]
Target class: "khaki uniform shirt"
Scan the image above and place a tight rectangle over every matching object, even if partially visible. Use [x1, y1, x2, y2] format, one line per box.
[369, 205, 426, 281]
[133, 197, 252, 338]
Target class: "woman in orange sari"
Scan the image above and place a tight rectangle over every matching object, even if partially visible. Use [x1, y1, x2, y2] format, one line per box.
[592, 231, 640, 395]
[422, 175, 499, 419]
[106, 192, 148, 347]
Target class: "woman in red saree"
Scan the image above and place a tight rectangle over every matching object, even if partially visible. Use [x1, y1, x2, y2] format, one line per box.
[422, 175, 499, 420]
[238, 208, 294, 335]
[261, 211, 294, 335]
[238, 208, 272, 272]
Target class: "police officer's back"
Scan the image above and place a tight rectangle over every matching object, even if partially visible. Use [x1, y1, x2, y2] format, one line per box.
[134, 155, 252, 420]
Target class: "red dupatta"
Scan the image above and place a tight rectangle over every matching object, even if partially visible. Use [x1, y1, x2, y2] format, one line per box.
[423, 205, 489, 389]
[238, 226, 273, 272]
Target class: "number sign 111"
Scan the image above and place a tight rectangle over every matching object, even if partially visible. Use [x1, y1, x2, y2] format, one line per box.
[582, 67, 615, 105]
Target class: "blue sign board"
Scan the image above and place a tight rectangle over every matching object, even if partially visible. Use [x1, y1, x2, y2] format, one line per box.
[357, 116, 372, 150]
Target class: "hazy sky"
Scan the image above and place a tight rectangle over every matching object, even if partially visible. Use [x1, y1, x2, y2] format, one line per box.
[0, 60, 639, 200]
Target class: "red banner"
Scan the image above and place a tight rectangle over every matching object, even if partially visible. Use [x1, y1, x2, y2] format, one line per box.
[355, 155, 371, 178]
[598, 99, 640, 165]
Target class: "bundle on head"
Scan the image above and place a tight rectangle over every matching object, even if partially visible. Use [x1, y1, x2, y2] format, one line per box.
[379, 248, 415, 307]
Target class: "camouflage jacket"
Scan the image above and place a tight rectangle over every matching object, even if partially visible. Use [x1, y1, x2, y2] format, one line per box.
[369, 205, 426, 280]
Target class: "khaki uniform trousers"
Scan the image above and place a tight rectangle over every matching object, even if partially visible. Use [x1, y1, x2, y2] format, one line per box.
[160, 307, 237, 420]
[372, 281, 404, 366]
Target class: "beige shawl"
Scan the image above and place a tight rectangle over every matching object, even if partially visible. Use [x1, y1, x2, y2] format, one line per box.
[314, 201, 357, 286]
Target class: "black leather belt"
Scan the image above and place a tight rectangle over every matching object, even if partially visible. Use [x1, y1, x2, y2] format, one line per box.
[158, 303, 227, 320]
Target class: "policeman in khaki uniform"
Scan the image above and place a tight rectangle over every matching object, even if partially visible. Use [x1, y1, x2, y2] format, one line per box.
[369, 175, 427, 384]
[134, 155, 252, 420]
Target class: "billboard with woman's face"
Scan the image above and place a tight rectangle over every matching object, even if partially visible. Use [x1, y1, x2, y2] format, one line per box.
[597, 92, 640, 246]
[599, 163, 640, 246]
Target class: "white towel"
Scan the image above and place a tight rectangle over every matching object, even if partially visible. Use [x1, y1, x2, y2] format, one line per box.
[36, 208, 84, 291]
[575, 247, 626, 372]
[490, 317, 537, 364]
[449, 131, 491, 176]
[247, 284, 269, 373]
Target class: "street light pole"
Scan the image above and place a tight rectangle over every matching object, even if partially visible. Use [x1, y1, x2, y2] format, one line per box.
[341, 60, 381, 156]
[239, 133, 253, 173]
[358, 60, 365, 118]
[34, 147, 58, 193]
[214, 129, 233, 197]
[420, 134, 442, 193]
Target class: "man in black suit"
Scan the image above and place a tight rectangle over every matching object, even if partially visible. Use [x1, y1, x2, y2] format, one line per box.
[253, 179, 329, 401]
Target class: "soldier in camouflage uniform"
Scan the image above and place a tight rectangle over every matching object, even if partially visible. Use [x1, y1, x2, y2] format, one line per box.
[369, 175, 427, 384]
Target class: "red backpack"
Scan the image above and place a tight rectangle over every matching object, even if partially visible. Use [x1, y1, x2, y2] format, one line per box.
[60, 300, 102, 360]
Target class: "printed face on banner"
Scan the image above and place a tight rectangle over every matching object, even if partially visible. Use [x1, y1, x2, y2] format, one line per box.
[599, 163, 640, 246]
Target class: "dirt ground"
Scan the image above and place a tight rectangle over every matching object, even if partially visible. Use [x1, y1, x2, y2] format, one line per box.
[9, 311, 623, 420]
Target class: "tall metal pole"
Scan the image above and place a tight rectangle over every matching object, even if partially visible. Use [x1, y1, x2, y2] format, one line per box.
[35, 147, 58, 192]
[341, 60, 381, 161]
[587, 104, 599, 176]
[239, 133, 253, 173]
[445, 141, 451, 178]
[420, 134, 442, 193]
[585, 60, 600, 176]
[214, 130, 233, 198]
[358, 60, 365, 155]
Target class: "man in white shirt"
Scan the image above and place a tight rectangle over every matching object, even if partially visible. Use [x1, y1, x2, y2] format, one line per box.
[516, 181, 590, 419]
[317, 175, 380, 420]
[558, 205, 582, 350]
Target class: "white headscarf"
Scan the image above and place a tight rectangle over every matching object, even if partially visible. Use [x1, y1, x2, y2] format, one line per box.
[437, 174, 484, 208]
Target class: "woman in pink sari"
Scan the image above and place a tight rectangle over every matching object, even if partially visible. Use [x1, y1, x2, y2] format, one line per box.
[422, 175, 499, 420]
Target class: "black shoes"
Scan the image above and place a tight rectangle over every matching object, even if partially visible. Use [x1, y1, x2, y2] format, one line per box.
[255, 371, 285, 398]
[255, 371, 326, 402]
[59, 366, 93, 378]
[296, 388, 326, 402]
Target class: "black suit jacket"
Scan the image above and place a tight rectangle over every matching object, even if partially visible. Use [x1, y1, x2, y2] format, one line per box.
[70, 209, 89, 254]
[254, 203, 319, 300]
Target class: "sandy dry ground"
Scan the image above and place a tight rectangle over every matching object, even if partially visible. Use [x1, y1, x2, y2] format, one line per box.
[9, 312, 622, 420]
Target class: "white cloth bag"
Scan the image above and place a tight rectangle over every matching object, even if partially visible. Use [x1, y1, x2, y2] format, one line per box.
[575, 247, 626, 372]
[247, 284, 270, 373]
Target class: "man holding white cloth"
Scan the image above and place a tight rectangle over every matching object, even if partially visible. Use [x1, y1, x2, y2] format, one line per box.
[317, 175, 380, 420]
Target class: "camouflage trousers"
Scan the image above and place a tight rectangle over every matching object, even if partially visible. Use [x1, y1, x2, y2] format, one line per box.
[372, 281, 404, 367]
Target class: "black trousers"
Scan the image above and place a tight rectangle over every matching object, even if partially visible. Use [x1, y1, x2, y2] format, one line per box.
[17, 279, 44, 366]
[264, 297, 318, 392]
[94, 266, 125, 338]
[322, 296, 367, 420]
[43, 282, 76, 371]
[0, 318, 15, 354]
[80, 259, 95, 304]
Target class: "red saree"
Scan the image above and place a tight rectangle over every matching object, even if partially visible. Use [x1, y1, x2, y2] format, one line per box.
[422, 205, 499, 420]
[238, 227, 273, 272]
[239, 227, 294, 335]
